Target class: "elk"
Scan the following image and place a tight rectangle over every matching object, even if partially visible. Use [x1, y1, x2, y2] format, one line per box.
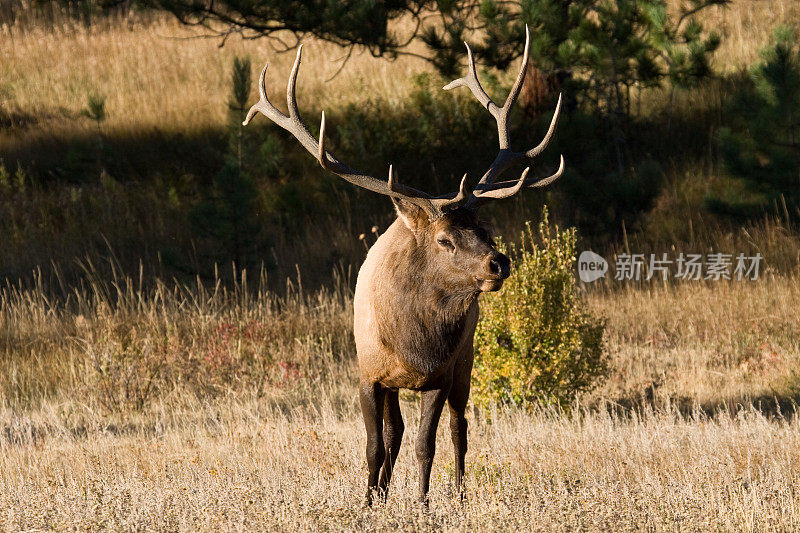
[243, 26, 563, 505]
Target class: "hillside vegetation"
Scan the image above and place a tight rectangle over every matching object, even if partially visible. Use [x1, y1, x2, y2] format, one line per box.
[2, 0, 800, 530]
[1, 0, 800, 287]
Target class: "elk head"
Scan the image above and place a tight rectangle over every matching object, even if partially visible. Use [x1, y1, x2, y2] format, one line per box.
[243, 25, 563, 293]
[391, 197, 509, 292]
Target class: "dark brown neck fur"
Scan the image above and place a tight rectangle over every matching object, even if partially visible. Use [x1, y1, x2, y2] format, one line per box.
[374, 220, 480, 376]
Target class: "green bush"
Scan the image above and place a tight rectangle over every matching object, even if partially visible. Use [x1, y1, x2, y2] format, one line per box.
[473, 208, 607, 409]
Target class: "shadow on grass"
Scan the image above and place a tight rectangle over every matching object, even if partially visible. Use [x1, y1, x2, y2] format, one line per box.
[0, 78, 741, 295]
[601, 386, 800, 422]
[2, 123, 226, 182]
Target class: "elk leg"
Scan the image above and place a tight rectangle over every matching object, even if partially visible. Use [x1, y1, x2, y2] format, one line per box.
[448, 354, 472, 500]
[448, 396, 469, 499]
[415, 387, 449, 505]
[359, 380, 386, 505]
[378, 389, 404, 494]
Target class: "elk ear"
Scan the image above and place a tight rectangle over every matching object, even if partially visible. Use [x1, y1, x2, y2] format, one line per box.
[392, 197, 429, 232]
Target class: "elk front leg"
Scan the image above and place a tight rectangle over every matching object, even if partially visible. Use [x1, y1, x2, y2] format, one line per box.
[359, 381, 386, 505]
[415, 387, 450, 505]
[448, 352, 473, 499]
[378, 389, 404, 494]
[448, 404, 467, 499]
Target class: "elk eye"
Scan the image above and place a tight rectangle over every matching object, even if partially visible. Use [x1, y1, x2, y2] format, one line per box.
[436, 237, 455, 251]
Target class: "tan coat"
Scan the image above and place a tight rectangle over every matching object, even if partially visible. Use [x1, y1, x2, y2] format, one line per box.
[354, 217, 480, 391]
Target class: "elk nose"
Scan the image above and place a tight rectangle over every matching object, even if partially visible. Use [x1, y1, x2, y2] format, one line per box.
[487, 252, 511, 279]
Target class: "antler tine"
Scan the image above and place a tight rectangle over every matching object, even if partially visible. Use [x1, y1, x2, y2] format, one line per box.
[286, 44, 303, 119]
[243, 63, 274, 127]
[388, 164, 397, 191]
[474, 167, 529, 201]
[244, 47, 476, 218]
[527, 154, 565, 189]
[431, 173, 469, 211]
[499, 24, 530, 145]
[443, 25, 564, 209]
[467, 155, 565, 208]
[387, 164, 466, 217]
[443, 44, 500, 120]
[318, 110, 328, 169]
[527, 93, 562, 159]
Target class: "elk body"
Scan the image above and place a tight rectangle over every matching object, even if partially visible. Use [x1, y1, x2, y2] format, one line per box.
[243, 27, 563, 505]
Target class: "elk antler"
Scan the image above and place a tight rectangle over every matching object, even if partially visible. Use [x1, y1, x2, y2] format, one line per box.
[243, 45, 466, 219]
[443, 25, 564, 209]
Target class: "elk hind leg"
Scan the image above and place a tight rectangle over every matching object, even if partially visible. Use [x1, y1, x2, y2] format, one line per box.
[448, 389, 469, 500]
[359, 381, 386, 505]
[378, 389, 404, 494]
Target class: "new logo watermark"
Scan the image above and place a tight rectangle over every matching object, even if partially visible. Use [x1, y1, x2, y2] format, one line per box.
[578, 251, 609, 283]
[578, 251, 763, 282]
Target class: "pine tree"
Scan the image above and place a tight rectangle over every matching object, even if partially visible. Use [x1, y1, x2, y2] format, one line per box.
[425, 0, 723, 174]
[191, 56, 262, 268]
[716, 27, 800, 216]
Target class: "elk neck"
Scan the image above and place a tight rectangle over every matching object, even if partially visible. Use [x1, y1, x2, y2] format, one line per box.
[381, 219, 480, 324]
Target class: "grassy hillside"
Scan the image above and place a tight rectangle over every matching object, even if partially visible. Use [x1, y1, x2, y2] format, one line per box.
[2, 1, 800, 530]
[3, 1, 797, 138]
[1, 0, 800, 288]
[0, 14, 430, 154]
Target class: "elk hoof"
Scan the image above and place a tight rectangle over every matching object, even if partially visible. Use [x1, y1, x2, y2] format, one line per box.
[364, 487, 386, 507]
[415, 493, 430, 510]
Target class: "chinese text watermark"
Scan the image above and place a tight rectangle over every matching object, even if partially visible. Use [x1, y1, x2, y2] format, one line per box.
[578, 252, 762, 282]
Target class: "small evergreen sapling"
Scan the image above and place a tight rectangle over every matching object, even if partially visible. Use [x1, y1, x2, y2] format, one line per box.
[191, 56, 262, 268]
[229, 56, 252, 173]
[82, 92, 107, 171]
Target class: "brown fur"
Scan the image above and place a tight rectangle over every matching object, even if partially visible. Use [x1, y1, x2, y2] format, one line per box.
[354, 202, 509, 504]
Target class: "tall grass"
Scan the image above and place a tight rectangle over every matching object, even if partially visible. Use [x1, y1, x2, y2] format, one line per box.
[0, 262, 355, 411]
[700, 0, 800, 71]
[1, 267, 800, 529]
[2, 257, 798, 413]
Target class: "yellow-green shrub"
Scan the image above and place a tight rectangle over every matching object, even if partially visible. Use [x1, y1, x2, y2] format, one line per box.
[473, 208, 607, 409]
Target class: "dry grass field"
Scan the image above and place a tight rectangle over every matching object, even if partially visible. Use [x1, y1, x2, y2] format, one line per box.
[5, 395, 800, 530]
[0, 10, 431, 161]
[3, 0, 800, 530]
[1, 272, 800, 530]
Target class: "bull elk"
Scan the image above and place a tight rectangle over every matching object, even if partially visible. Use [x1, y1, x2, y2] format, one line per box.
[243, 26, 563, 505]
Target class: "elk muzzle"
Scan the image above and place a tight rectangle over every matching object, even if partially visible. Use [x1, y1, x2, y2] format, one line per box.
[474, 251, 511, 292]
